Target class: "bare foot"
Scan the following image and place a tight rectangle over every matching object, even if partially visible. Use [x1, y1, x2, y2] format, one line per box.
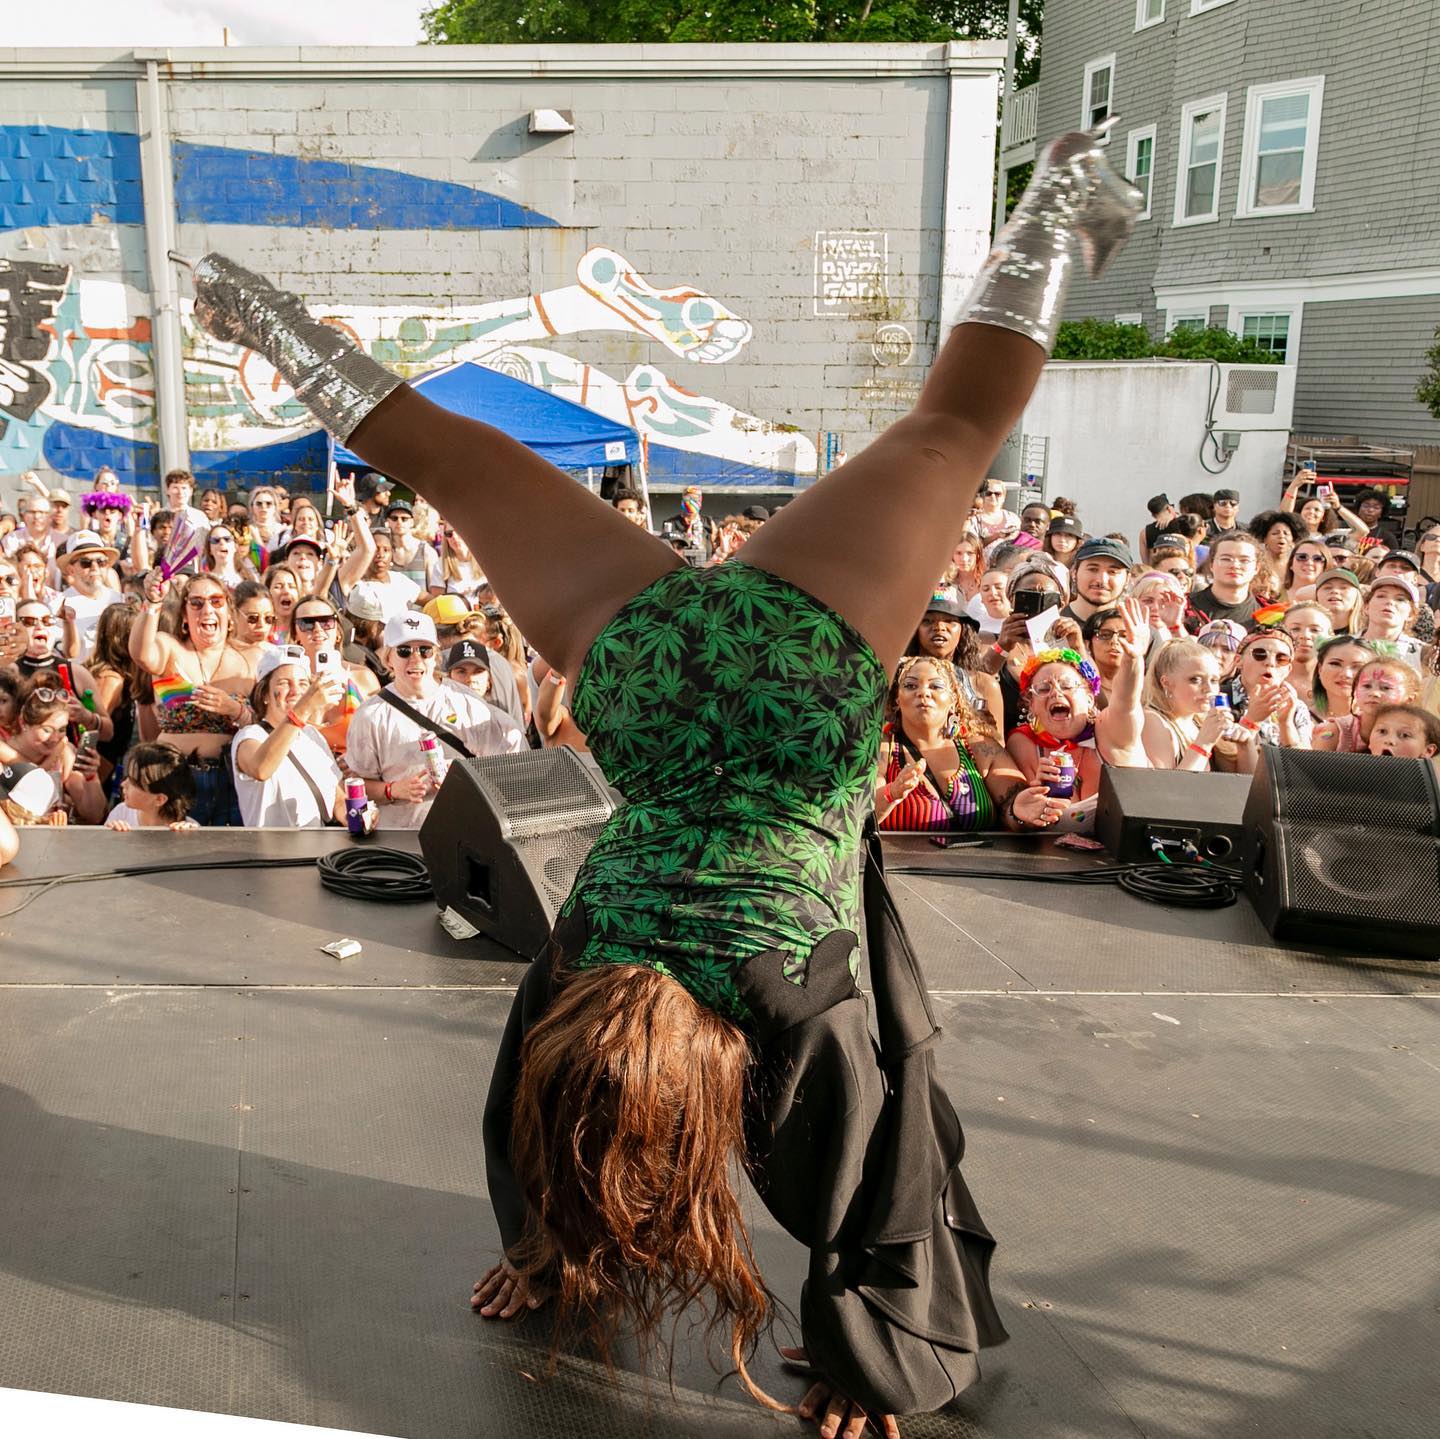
[470, 1256, 549, 1319]
[781, 1347, 900, 1439]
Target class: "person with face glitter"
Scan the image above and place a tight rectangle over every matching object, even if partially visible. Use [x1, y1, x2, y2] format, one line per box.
[1313, 655, 1422, 753]
[188, 124, 1142, 1434]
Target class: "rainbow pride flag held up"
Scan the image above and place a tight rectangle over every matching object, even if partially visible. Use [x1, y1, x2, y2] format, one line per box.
[153, 675, 196, 708]
[1252, 603, 1287, 628]
[249, 537, 269, 575]
[343, 678, 363, 714]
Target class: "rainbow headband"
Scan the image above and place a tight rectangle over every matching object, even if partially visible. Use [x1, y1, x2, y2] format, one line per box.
[1019, 648, 1102, 697]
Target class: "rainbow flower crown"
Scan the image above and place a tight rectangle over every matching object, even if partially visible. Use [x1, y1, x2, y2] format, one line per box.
[1018, 647, 1102, 696]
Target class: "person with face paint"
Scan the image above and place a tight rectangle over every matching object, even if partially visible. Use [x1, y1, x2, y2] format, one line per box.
[1313, 655, 1420, 752]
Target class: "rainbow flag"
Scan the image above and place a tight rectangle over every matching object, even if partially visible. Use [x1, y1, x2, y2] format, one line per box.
[342, 677, 364, 714]
[154, 675, 196, 708]
[249, 537, 269, 574]
[1252, 603, 1287, 628]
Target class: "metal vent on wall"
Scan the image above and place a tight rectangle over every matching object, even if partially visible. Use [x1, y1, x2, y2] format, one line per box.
[1226, 369, 1279, 414]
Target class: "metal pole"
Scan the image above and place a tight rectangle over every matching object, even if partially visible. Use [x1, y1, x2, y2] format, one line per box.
[137, 58, 190, 478]
[995, 0, 1022, 239]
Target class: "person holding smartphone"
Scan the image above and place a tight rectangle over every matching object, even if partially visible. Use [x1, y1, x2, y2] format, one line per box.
[1281, 473, 1370, 541]
[976, 559, 1070, 733]
[287, 595, 380, 759]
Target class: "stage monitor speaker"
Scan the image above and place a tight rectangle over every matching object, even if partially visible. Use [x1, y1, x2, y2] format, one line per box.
[419, 748, 616, 958]
[1241, 748, 1440, 959]
[1095, 764, 1252, 863]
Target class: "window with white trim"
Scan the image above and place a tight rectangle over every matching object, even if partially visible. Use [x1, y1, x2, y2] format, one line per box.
[1167, 311, 1206, 334]
[1082, 55, 1116, 134]
[1236, 77, 1325, 217]
[1115, 313, 1144, 326]
[1174, 94, 1227, 225]
[1136, 0, 1165, 29]
[1191, 0, 1236, 13]
[1125, 126, 1156, 220]
[1240, 312, 1292, 362]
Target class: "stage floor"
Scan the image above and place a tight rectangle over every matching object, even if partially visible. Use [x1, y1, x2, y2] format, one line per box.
[0, 829, 1435, 1439]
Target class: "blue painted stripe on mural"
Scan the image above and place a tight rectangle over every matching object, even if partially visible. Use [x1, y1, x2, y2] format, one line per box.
[645, 444, 806, 490]
[173, 143, 559, 230]
[0, 125, 143, 230]
[0, 127, 559, 233]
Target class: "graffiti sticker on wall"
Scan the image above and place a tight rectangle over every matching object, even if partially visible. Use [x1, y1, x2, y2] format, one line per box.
[813, 231, 889, 315]
[0, 260, 69, 437]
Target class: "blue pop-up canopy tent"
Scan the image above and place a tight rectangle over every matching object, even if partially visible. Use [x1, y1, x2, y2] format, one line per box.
[330, 359, 640, 472]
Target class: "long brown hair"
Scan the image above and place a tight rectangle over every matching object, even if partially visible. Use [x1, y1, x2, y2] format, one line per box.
[509, 964, 782, 1409]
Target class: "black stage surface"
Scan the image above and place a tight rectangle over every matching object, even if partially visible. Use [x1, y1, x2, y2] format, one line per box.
[0, 828, 1435, 1438]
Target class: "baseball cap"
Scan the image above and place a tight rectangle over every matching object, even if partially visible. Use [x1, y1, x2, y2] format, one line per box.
[357, 472, 392, 501]
[444, 639, 489, 672]
[1074, 537, 1134, 570]
[1146, 493, 1172, 516]
[1378, 550, 1424, 575]
[922, 586, 971, 622]
[1368, 572, 1420, 606]
[255, 644, 309, 685]
[384, 499, 414, 518]
[1148, 533, 1190, 556]
[279, 535, 324, 563]
[423, 594, 477, 626]
[1047, 515, 1084, 539]
[1196, 618, 1246, 652]
[1213, 489, 1240, 503]
[345, 581, 389, 622]
[741, 505, 770, 522]
[50, 491, 72, 508]
[0, 759, 56, 816]
[1316, 567, 1361, 592]
[382, 610, 438, 648]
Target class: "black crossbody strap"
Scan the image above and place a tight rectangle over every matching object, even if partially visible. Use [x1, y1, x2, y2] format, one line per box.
[377, 688, 474, 759]
[256, 720, 339, 826]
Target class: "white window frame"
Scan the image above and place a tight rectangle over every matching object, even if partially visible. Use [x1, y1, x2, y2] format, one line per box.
[1136, 0, 1166, 31]
[1125, 124, 1157, 221]
[1190, 0, 1236, 14]
[1081, 54, 1117, 138]
[1166, 309, 1207, 334]
[1173, 93, 1228, 227]
[1235, 76, 1325, 219]
[1114, 312, 1144, 326]
[1229, 303, 1304, 365]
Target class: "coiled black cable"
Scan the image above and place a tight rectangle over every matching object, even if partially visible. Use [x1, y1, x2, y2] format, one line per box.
[315, 846, 433, 902]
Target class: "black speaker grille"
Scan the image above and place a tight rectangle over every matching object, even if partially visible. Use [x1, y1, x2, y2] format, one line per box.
[1264, 750, 1440, 833]
[1278, 824, 1440, 924]
[518, 825, 609, 909]
[454, 750, 614, 840]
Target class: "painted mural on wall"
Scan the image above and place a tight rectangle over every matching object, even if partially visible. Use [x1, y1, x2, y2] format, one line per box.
[0, 124, 817, 489]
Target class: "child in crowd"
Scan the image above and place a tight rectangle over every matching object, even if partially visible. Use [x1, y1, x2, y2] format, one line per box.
[1313, 657, 1421, 753]
[1367, 703, 1440, 759]
[104, 741, 199, 831]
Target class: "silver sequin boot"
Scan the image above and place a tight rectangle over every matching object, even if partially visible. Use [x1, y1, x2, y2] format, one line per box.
[192, 254, 403, 442]
[958, 124, 1143, 353]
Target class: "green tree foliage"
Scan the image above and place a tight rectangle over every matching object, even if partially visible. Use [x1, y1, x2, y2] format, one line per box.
[421, 0, 1041, 67]
[1416, 325, 1440, 420]
[1053, 320, 1281, 366]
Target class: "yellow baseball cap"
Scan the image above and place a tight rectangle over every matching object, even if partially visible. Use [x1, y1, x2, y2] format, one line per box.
[423, 594, 478, 626]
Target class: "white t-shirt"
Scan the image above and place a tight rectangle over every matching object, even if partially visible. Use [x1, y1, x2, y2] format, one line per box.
[344, 682, 525, 830]
[61, 585, 124, 661]
[231, 722, 344, 828]
[368, 572, 422, 618]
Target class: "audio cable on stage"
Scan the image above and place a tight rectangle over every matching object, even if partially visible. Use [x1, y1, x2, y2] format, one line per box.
[0, 848, 432, 918]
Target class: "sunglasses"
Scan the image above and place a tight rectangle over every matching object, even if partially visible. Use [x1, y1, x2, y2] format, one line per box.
[17, 614, 52, 626]
[394, 644, 435, 659]
[1243, 646, 1291, 663]
[1093, 628, 1127, 641]
[186, 594, 228, 610]
[294, 613, 338, 630]
[73, 557, 107, 570]
[983, 489, 1006, 498]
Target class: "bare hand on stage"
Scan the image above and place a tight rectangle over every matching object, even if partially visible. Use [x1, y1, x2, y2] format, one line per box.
[470, 1256, 550, 1319]
[780, 1347, 900, 1439]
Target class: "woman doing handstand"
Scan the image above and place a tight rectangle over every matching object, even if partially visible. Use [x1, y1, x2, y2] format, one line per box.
[190, 129, 1140, 1438]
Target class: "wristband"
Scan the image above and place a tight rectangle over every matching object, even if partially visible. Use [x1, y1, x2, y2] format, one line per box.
[544, 671, 565, 686]
[992, 642, 1006, 657]
[285, 708, 305, 730]
[384, 781, 393, 802]
[1187, 742, 1212, 758]
[343, 504, 358, 517]
[1239, 716, 1260, 731]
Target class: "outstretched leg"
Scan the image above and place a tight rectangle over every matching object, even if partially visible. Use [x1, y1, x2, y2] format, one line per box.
[740, 127, 1141, 671]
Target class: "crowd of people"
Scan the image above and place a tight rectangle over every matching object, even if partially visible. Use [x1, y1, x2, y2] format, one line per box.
[1, 460, 1437, 859]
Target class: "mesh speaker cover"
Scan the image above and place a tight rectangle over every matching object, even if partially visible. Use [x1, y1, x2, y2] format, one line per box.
[1281, 825, 1440, 924]
[449, 749, 614, 840]
[1256, 749, 1440, 834]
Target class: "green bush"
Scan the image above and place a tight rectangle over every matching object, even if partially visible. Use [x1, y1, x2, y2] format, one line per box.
[1053, 319, 1282, 365]
[1417, 324, 1440, 419]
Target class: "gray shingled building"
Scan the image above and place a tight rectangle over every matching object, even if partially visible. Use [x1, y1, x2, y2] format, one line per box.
[1001, 0, 1440, 455]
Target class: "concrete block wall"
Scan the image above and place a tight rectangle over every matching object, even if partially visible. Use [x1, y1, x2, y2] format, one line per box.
[0, 45, 1002, 494]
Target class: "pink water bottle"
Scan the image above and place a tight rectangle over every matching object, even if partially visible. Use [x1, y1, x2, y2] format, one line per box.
[345, 777, 369, 836]
[418, 733, 448, 787]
